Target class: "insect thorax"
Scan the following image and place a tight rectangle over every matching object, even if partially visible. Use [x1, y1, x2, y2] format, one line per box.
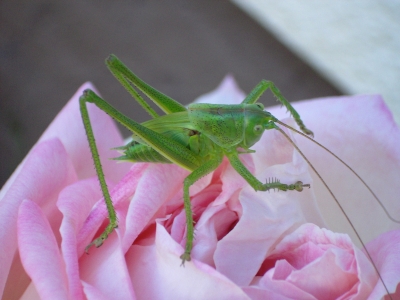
[188, 103, 268, 149]
[188, 103, 245, 147]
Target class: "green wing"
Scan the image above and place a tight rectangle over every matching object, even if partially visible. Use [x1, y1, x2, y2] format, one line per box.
[116, 111, 199, 163]
[138, 111, 195, 146]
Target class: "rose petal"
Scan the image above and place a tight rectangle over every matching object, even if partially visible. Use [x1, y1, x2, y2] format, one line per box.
[121, 164, 188, 251]
[126, 221, 249, 299]
[243, 285, 315, 300]
[18, 200, 69, 299]
[266, 95, 400, 243]
[214, 140, 322, 286]
[258, 224, 378, 299]
[367, 229, 400, 299]
[79, 231, 135, 300]
[214, 185, 307, 286]
[0, 139, 76, 298]
[81, 281, 109, 300]
[19, 282, 41, 300]
[57, 178, 106, 299]
[192, 194, 237, 265]
[213, 155, 253, 207]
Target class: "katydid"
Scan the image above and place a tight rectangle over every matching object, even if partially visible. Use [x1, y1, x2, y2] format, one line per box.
[80, 54, 397, 296]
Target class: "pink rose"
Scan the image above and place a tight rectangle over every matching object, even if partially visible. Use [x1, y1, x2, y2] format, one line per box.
[1, 77, 399, 299]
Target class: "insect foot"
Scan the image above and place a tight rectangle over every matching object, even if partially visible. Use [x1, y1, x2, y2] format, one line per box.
[298, 122, 314, 138]
[303, 128, 314, 138]
[293, 181, 310, 192]
[261, 180, 310, 192]
[180, 252, 191, 267]
[85, 221, 118, 254]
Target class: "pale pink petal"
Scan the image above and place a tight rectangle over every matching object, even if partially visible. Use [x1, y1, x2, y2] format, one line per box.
[256, 224, 377, 299]
[252, 118, 305, 170]
[79, 224, 135, 299]
[122, 164, 189, 251]
[214, 185, 308, 286]
[77, 163, 147, 253]
[243, 285, 315, 300]
[214, 143, 321, 286]
[288, 250, 358, 299]
[367, 229, 400, 299]
[213, 155, 253, 207]
[0, 139, 76, 298]
[72, 174, 135, 300]
[81, 281, 109, 300]
[20, 282, 41, 300]
[252, 120, 326, 227]
[57, 178, 106, 300]
[191, 197, 237, 266]
[18, 200, 69, 299]
[265, 95, 400, 243]
[126, 221, 249, 300]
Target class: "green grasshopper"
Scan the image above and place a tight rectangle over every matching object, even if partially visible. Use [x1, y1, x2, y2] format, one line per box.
[80, 54, 394, 295]
[80, 54, 313, 263]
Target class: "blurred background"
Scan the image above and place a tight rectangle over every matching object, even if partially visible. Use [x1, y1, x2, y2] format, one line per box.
[1, 0, 398, 188]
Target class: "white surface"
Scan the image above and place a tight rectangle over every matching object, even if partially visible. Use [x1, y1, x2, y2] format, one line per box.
[232, 0, 400, 125]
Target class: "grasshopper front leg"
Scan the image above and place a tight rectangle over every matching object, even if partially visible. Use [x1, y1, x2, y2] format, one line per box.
[242, 80, 314, 137]
[180, 156, 223, 264]
[225, 149, 309, 192]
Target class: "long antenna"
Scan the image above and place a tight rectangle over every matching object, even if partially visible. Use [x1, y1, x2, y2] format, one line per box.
[274, 123, 392, 298]
[276, 120, 400, 224]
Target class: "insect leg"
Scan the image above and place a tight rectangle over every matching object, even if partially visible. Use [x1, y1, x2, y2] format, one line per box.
[106, 54, 186, 117]
[225, 149, 309, 192]
[181, 156, 223, 265]
[80, 92, 118, 252]
[242, 80, 313, 137]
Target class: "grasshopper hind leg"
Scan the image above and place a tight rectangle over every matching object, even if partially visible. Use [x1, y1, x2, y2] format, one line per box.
[80, 90, 120, 253]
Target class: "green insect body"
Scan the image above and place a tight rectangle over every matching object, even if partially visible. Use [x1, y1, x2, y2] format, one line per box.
[118, 103, 270, 164]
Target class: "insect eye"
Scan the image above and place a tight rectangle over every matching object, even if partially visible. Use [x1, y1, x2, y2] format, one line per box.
[254, 125, 263, 133]
[256, 103, 264, 110]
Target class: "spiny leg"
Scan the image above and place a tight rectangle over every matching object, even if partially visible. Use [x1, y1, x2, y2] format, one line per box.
[181, 156, 223, 265]
[242, 80, 313, 137]
[80, 94, 118, 252]
[225, 149, 309, 192]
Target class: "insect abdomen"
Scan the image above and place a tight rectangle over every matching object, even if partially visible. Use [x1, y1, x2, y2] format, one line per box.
[115, 142, 172, 164]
